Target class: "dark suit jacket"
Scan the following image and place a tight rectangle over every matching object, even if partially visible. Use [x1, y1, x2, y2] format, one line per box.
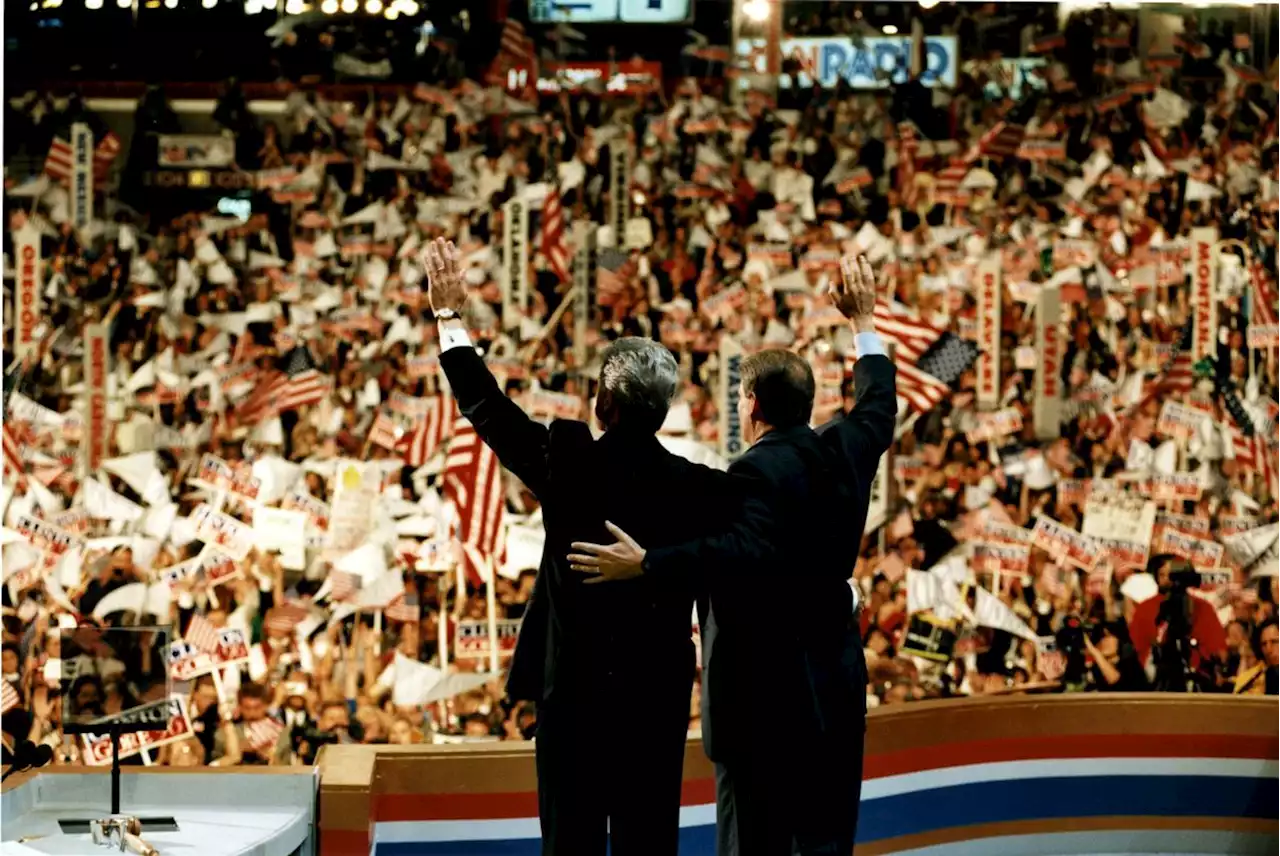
[644, 353, 897, 762]
[439, 345, 733, 705]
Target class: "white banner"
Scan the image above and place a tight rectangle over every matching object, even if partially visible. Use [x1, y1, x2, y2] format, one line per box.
[80, 697, 193, 766]
[573, 221, 595, 367]
[866, 450, 890, 532]
[502, 197, 529, 332]
[734, 35, 959, 89]
[14, 222, 42, 364]
[719, 335, 744, 459]
[71, 123, 94, 231]
[1033, 284, 1062, 439]
[976, 253, 1002, 411]
[157, 135, 236, 168]
[609, 144, 633, 245]
[84, 323, 109, 473]
[1190, 226, 1218, 362]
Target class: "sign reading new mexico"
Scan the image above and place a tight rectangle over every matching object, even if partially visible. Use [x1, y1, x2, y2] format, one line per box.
[736, 35, 958, 89]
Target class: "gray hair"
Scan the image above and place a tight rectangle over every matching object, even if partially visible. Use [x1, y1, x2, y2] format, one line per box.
[597, 337, 679, 433]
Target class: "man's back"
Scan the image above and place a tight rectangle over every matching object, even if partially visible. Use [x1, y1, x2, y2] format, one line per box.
[534, 422, 731, 691]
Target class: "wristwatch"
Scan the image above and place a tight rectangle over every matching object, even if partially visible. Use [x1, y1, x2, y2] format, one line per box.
[435, 308, 460, 321]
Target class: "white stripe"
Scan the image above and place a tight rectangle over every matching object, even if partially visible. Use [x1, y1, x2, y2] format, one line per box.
[861, 757, 1278, 801]
[374, 802, 719, 844]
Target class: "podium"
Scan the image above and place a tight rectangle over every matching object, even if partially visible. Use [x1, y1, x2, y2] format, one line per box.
[1, 768, 315, 856]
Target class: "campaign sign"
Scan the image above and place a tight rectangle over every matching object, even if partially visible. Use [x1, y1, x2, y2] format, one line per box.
[167, 628, 251, 681]
[80, 697, 193, 766]
[455, 619, 522, 660]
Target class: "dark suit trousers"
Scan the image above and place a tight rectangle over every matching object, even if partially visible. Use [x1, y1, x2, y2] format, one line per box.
[714, 727, 863, 856]
[535, 657, 694, 856]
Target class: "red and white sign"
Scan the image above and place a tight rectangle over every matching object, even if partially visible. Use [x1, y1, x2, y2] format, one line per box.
[14, 223, 42, 363]
[190, 505, 254, 561]
[1156, 529, 1224, 571]
[81, 697, 194, 766]
[84, 323, 109, 472]
[167, 628, 251, 681]
[516, 60, 663, 96]
[976, 254, 1002, 410]
[455, 618, 522, 660]
[525, 389, 583, 422]
[1190, 227, 1218, 362]
[1032, 515, 1104, 570]
[1034, 284, 1062, 439]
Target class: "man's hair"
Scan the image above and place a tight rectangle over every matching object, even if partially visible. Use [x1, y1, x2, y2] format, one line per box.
[238, 682, 269, 702]
[1251, 618, 1277, 661]
[741, 349, 815, 430]
[596, 337, 679, 433]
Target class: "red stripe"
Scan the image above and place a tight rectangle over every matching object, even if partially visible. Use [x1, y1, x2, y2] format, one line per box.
[371, 733, 1276, 823]
[864, 733, 1278, 779]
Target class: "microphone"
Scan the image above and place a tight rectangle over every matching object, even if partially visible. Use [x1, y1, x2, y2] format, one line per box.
[2, 739, 54, 781]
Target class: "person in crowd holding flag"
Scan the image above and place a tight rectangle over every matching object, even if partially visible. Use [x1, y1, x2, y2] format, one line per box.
[570, 254, 896, 856]
[423, 235, 736, 856]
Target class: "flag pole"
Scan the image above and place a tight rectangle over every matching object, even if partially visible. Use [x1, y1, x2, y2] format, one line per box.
[518, 285, 580, 363]
[485, 558, 500, 675]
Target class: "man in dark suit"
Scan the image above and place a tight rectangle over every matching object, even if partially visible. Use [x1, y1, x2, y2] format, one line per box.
[423, 237, 736, 856]
[570, 255, 896, 856]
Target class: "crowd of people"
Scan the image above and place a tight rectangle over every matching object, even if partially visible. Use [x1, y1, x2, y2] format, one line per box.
[2, 5, 1278, 770]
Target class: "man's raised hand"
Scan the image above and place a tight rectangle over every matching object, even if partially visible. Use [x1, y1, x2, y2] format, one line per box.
[423, 236, 465, 315]
[831, 253, 878, 331]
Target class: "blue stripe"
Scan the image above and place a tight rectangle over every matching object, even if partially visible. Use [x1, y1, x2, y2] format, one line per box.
[375, 826, 714, 856]
[373, 774, 1277, 856]
[857, 775, 1278, 843]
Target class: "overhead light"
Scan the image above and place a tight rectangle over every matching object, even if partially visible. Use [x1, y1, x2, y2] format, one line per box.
[244, 0, 263, 11]
[401, 0, 417, 12]
[86, 0, 103, 8]
[340, 0, 356, 12]
[164, 0, 178, 7]
[366, 0, 380, 10]
[743, 0, 769, 23]
[116, 0, 130, 7]
[320, 0, 336, 10]
[261, 0, 277, 8]
[383, 4, 397, 17]
[918, 0, 938, 7]
[285, 0, 304, 11]
[882, 24, 899, 34]
[202, 0, 216, 7]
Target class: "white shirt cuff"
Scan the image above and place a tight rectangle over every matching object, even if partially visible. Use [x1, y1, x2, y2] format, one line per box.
[854, 331, 887, 358]
[847, 579, 862, 614]
[438, 323, 473, 352]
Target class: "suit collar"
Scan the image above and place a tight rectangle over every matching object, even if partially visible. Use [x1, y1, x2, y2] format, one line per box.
[750, 423, 814, 450]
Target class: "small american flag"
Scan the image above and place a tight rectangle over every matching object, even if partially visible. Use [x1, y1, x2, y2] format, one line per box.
[3, 422, 25, 483]
[1, 680, 20, 715]
[595, 247, 636, 308]
[540, 184, 570, 284]
[235, 370, 288, 424]
[398, 388, 458, 468]
[915, 333, 982, 386]
[45, 131, 122, 185]
[264, 602, 310, 637]
[485, 19, 537, 97]
[443, 421, 506, 585]
[368, 410, 402, 451]
[185, 614, 221, 655]
[278, 347, 331, 412]
[385, 592, 421, 624]
[1251, 262, 1278, 326]
[329, 570, 362, 602]
[242, 717, 285, 753]
[964, 121, 1027, 162]
[896, 122, 920, 207]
